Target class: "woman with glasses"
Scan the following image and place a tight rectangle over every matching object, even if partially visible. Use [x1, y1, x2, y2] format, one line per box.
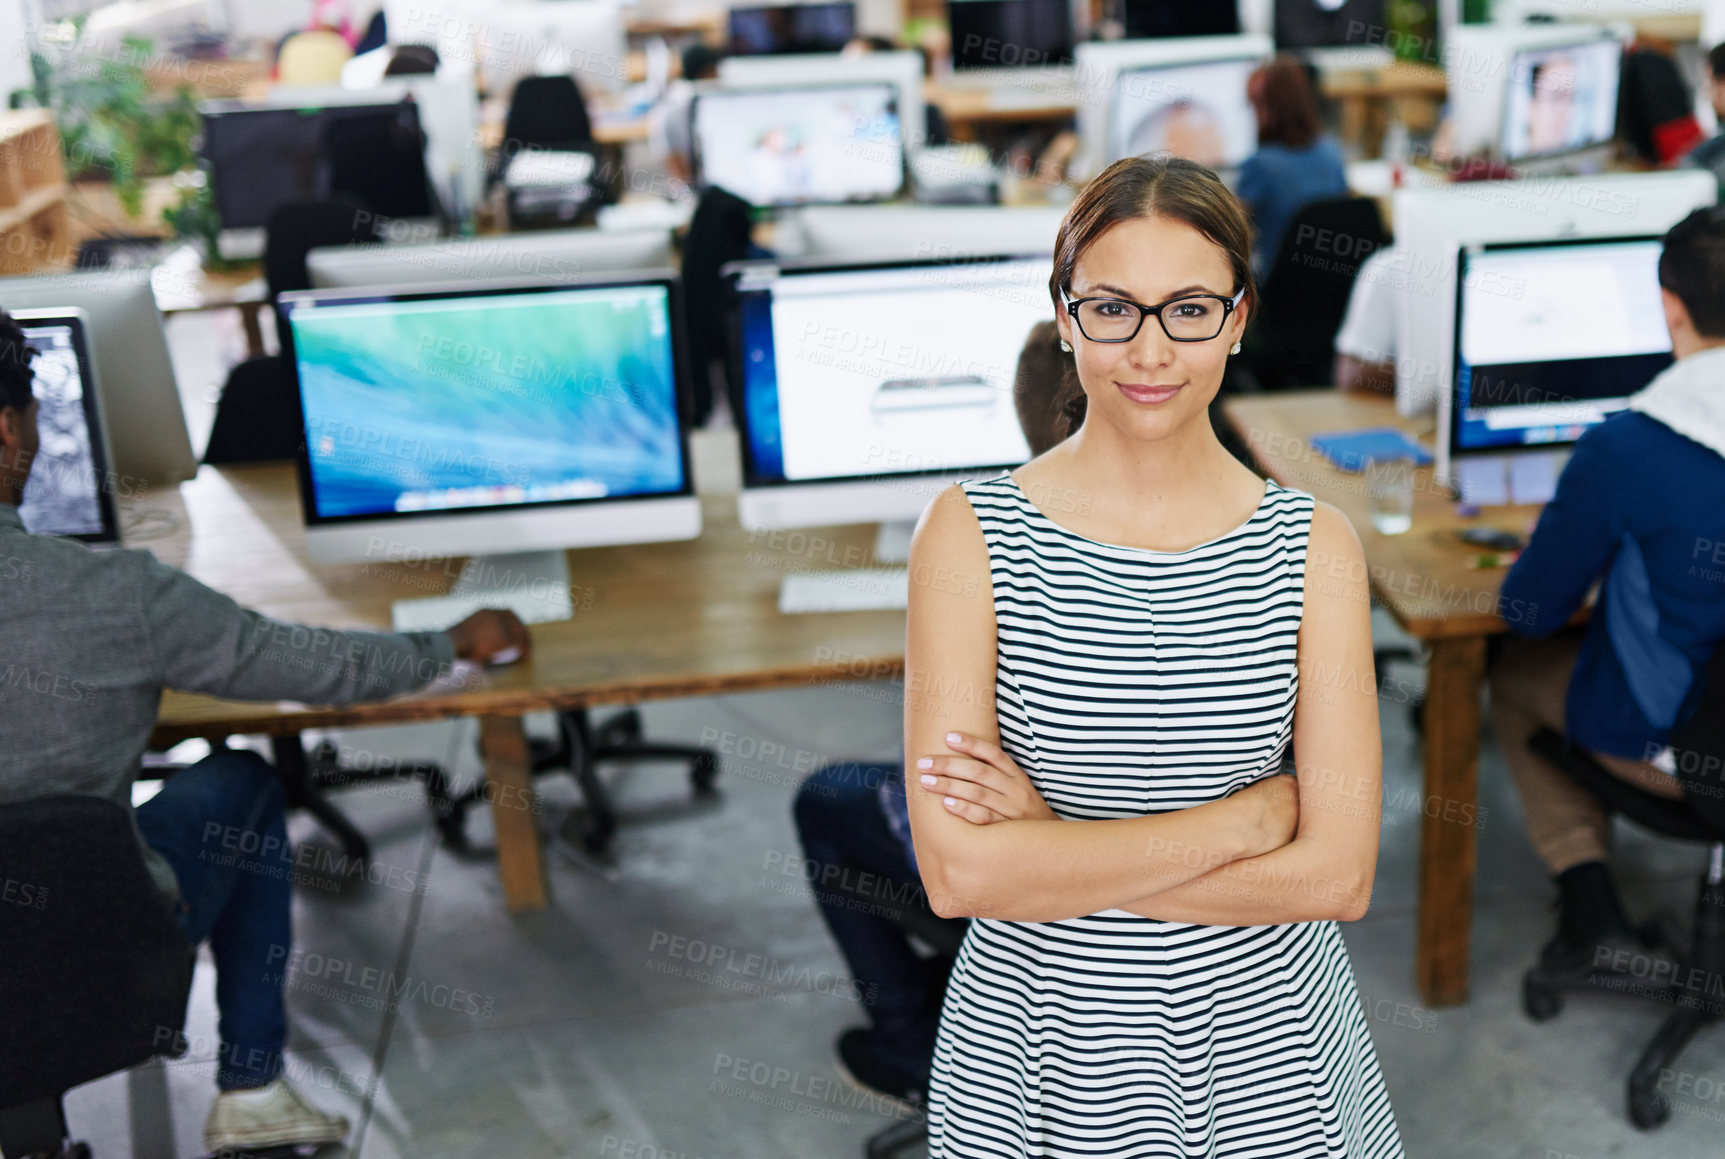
[903, 155, 1402, 1157]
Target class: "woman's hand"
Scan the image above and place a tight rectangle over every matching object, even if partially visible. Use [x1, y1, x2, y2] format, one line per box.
[913, 732, 1058, 825]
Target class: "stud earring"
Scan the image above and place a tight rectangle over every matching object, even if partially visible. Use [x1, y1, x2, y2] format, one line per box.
[1059, 340, 1073, 352]
[1230, 341, 1241, 355]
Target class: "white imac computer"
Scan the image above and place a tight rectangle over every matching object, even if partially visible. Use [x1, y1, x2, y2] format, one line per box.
[1072, 35, 1273, 184]
[277, 274, 701, 623]
[691, 82, 906, 208]
[0, 268, 198, 488]
[788, 204, 1066, 262]
[11, 309, 121, 544]
[718, 50, 928, 152]
[1444, 21, 1628, 162]
[1500, 37, 1623, 165]
[1440, 235, 1670, 504]
[1390, 169, 1714, 418]
[306, 228, 676, 289]
[387, 0, 630, 97]
[728, 255, 1049, 578]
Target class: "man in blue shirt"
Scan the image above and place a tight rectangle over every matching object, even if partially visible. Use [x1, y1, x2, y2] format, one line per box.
[1490, 206, 1725, 973]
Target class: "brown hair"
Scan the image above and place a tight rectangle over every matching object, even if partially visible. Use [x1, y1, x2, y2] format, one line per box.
[1048, 155, 1256, 436]
[1248, 55, 1323, 149]
[1012, 320, 1073, 456]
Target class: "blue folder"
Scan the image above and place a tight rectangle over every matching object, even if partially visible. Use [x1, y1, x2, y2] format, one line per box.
[1308, 428, 1434, 473]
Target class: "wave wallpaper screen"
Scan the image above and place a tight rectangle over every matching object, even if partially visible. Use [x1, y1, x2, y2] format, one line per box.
[291, 287, 684, 520]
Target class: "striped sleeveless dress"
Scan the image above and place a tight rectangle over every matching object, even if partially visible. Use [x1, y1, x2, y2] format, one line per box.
[927, 473, 1403, 1158]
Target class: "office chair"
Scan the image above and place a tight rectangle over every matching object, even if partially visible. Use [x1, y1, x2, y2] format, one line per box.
[204, 199, 381, 466]
[0, 795, 194, 1159]
[433, 707, 719, 857]
[494, 75, 608, 227]
[1245, 197, 1391, 393]
[1521, 637, 1725, 1129]
[683, 185, 758, 425]
[826, 845, 968, 1159]
[1618, 47, 1705, 166]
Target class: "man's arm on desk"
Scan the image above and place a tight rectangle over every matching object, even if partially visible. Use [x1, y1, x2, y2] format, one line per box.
[1499, 428, 1623, 636]
[136, 554, 529, 703]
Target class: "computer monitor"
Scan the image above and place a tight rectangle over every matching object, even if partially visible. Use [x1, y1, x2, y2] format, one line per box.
[257, 79, 485, 230]
[1444, 22, 1625, 161]
[727, 2, 857, 55]
[0, 269, 197, 488]
[1389, 168, 1713, 420]
[306, 228, 677, 289]
[791, 204, 1066, 262]
[11, 310, 120, 543]
[277, 275, 700, 563]
[691, 83, 905, 208]
[1274, 0, 1386, 50]
[1501, 39, 1622, 162]
[1447, 236, 1667, 469]
[1073, 36, 1273, 182]
[1122, 0, 1239, 39]
[728, 255, 1049, 531]
[199, 99, 435, 233]
[948, 0, 1075, 70]
[413, 0, 628, 97]
[718, 51, 927, 154]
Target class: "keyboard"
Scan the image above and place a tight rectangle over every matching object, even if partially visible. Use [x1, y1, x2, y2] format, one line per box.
[391, 587, 574, 633]
[778, 569, 910, 614]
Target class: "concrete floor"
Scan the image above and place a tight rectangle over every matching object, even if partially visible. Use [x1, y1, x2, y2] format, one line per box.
[57, 312, 1725, 1158]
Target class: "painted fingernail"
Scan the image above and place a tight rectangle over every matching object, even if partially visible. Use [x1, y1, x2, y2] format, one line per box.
[946, 732, 963, 744]
[944, 797, 958, 808]
[920, 774, 937, 786]
[915, 757, 933, 770]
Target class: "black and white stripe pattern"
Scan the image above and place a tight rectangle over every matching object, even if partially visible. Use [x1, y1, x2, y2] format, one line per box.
[927, 474, 1402, 1158]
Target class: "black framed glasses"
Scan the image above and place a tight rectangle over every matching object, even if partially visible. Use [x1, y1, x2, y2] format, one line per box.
[1063, 287, 1245, 343]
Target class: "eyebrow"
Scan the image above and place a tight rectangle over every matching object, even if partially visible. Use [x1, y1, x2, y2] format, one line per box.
[1083, 282, 1224, 301]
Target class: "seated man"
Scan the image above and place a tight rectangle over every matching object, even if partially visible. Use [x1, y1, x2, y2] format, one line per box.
[0, 309, 528, 1152]
[1490, 207, 1725, 973]
[1686, 42, 1725, 196]
[1331, 244, 1405, 396]
[793, 319, 1071, 1106]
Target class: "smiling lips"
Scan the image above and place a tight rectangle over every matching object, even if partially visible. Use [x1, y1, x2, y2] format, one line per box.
[1116, 382, 1184, 405]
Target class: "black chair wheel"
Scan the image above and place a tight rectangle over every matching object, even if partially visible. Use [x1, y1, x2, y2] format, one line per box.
[1409, 698, 1425, 734]
[63, 1143, 92, 1159]
[579, 817, 613, 855]
[1629, 1082, 1671, 1130]
[691, 752, 719, 795]
[1523, 973, 1563, 1022]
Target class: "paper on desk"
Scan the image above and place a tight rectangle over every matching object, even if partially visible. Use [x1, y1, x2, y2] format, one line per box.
[1454, 457, 1510, 506]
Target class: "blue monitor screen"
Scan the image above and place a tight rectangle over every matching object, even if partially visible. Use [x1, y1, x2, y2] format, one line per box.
[285, 284, 686, 522]
[1452, 238, 1668, 455]
[16, 317, 113, 540]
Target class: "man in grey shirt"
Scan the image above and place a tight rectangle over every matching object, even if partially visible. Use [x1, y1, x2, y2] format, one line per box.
[0, 309, 528, 1152]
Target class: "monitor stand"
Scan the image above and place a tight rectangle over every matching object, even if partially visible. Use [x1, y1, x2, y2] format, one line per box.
[390, 549, 576, 633]
[874, 520, 916, 564]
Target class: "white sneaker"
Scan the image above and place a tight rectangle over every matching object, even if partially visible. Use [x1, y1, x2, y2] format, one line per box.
[204, 1078, 351, 1151]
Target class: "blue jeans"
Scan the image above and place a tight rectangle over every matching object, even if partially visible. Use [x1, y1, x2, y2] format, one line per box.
[793, 763, 940, 1082]
[135, 749, 292, 1091]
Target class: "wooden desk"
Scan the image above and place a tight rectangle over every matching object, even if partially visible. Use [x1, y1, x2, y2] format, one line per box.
[926, 79, 1078, 143]
[1321, 62, 1447, 159]
[135, 465, 906, 910]
[152, 258, 271, 359]
[1226, 391, 1546, 1006]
